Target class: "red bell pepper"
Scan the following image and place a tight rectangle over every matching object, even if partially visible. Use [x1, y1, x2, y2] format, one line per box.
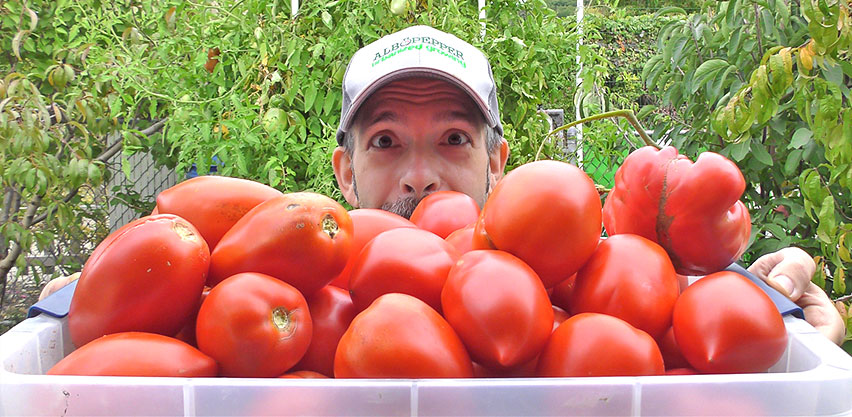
[602, 146, 751, 275]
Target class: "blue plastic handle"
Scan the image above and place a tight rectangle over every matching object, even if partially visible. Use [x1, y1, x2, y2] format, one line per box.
[725, 263, 804, 319]
[27, 279, 77, 319]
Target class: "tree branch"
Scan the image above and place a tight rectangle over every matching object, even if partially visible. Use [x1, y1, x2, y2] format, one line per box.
[0, 195, 42, 309]
[29, 118, 167, 227]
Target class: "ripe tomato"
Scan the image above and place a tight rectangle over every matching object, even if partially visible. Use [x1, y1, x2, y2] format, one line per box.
[293, 285, 357, 377]
[280, 370, 328, 378]
[569, 234, 679, 339]
[155, 176, 283, 250]
[441, 250, 553, 369]
[536, 313, 664, 377]
[69, 214, 209, 348]
[48, 332, 217, 377]
[481, 160, 601, 288]
[551, 305, 570, 331]
[445, 223, 476, 254]
[348, 227, 459, 313]
[328, 209, 416, 289]
[173, 287, 211, 347]
[673, 271, 787, 374]
[665, 367, 699, 375]
[602, 146, 751, 275]
[549, 273, 576, 313]
[196, 272, 313, 377]
[658, 326, 690, 370]
[409, 191, 481, 238]
[334, 293, 473, 378]
[208, 192, 353, 297]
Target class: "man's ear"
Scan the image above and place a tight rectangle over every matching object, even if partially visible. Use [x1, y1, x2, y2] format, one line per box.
[332, 147, 359, 207]
[488, 138, 510, 188]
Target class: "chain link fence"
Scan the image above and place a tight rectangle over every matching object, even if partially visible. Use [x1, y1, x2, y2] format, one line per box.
[0, 147, 179, 331]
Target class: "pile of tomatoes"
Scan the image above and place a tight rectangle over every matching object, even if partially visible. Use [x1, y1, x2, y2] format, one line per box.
[48, 146, 788, 379]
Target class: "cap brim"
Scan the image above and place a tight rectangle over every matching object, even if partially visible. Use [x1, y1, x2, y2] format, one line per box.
[338, 68, 497, 141]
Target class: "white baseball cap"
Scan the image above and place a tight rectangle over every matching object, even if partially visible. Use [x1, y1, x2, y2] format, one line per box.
[336, 25, 503, 144]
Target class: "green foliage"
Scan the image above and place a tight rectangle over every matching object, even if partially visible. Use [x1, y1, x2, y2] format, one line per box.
[68, 0, 578, 202]
[641, 0, 852, 300]
[0, 0, 584, 328]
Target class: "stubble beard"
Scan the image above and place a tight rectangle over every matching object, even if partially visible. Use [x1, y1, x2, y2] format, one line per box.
[350, 162, 491, 220]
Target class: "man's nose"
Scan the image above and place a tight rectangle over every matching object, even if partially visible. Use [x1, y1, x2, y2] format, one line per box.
[399, 156, 440, 200]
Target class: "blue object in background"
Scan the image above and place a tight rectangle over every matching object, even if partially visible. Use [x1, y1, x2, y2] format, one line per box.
[27, 279, 77, 319]
[726, 262, 805, 320]
[186, 156, 224, 179]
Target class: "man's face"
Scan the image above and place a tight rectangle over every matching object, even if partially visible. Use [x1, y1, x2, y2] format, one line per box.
[333, 77, 508, 218]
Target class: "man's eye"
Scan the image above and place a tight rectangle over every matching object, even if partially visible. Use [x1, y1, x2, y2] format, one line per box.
[447, 132, 470, 146]
[371, 135, 394, 148]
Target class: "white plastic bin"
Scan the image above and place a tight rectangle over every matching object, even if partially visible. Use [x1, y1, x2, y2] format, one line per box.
[1, 314, 850, 416]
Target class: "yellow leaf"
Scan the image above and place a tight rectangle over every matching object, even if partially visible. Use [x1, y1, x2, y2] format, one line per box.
[798, 40, 815, 72]
[12, 30, 30, 61]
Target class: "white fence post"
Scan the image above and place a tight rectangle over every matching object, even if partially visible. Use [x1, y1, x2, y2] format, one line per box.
[292, 0, 299, 17]
[479, 0, 486, 39]
[575, 0, 584, 164]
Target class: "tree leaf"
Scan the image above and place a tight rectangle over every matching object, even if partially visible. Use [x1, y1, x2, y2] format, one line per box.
[751, 140, 774, 166]
[691, 59, 731, 94]
[322, 11, 333, 29]
[784, 149, 803, 176]
[817, 194, 836, 244]
[12, 30, 30, 61]
[833, 266, 846, 295]
[303, 85, 317, 113]
[788, 127, 813, 149]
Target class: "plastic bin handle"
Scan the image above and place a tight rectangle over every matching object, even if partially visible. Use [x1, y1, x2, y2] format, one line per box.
[725, 262, 805, 319]
[27, 279, 77, 319]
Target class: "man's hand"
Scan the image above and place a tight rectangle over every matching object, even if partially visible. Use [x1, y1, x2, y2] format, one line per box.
[38, 272, 80, 301]
[748, 247, 845, 345]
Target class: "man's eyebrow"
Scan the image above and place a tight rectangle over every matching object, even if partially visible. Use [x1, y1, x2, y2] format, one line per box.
[434, 110, 478, 123]
[367, 111, 398, 125]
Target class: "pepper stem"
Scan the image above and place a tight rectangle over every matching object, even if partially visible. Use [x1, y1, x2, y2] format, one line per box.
[534, 109, 659, 161]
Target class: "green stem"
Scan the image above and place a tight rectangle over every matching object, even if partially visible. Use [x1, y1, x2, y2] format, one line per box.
[535, 109, 658, 161]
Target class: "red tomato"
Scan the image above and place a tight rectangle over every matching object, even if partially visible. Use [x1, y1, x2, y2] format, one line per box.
[481, 160, 601, 288]
[551, 305, 570, 331]
[328, 209, 415, 289]
[602, 146, 751, 275]
[279, 370, 328, 378]
[658, 326, 690, 370]
[196, 272, 313, 377]
[665, 367, 699, 375]
[569, 234, 679, 339]
[536, 313, 665, 377]
[174, 287, 211, 347]
[293, 285, 357, 377]
[348, 227, 459, 313]
[48, 332, 217, 377]
[673, 271, 787, 374]
[549, 273, 576, 313]
[445, 223, 476, 254]
[441, 250, 553, 369]
[69, 214, 209, 348]
[208, 192, 353, 297]
[472, 209, 496, 250]
[155, 176, 283, 249]
[334, 293, 473, 378]
[409, 191, 481, 238]
[473, 357, 538, 378]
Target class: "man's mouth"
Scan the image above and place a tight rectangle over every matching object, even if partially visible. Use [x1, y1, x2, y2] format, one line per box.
[381, 196, 421, 219]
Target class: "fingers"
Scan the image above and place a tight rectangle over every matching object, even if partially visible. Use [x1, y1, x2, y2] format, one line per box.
[797, 282, 846, 346]
[747, 247, 815, 301]
[38, 272, 81, 301]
